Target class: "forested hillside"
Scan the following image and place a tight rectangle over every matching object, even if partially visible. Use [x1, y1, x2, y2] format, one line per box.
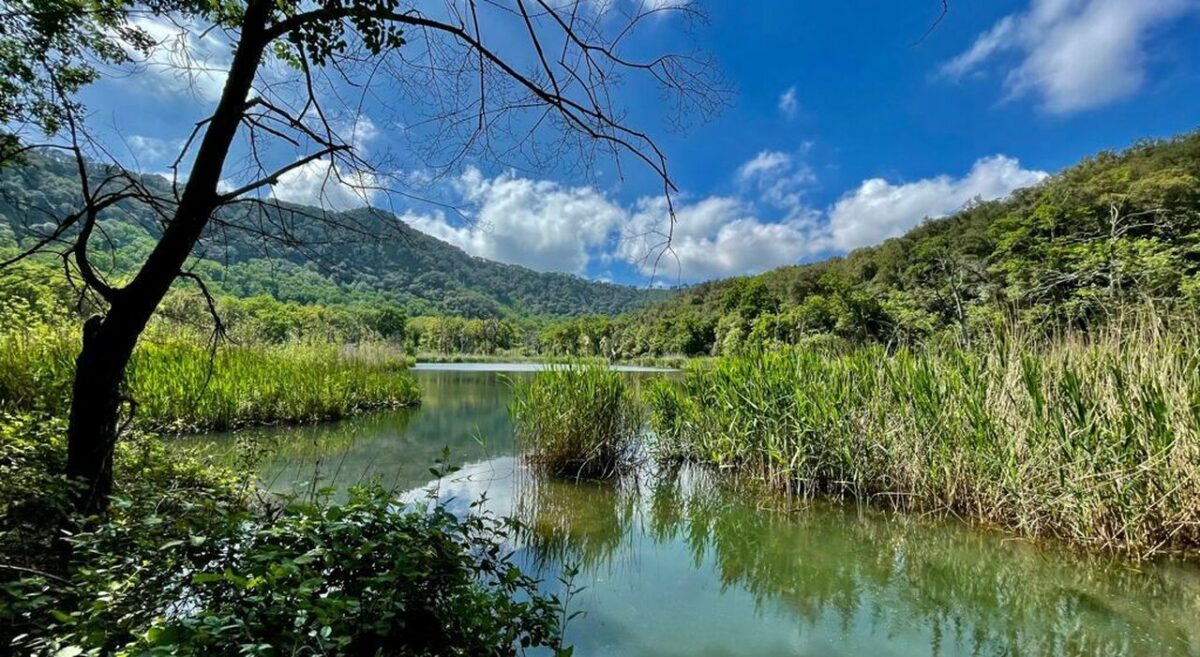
[0, 153, 665, 319]
[541, 132, 1200, 357]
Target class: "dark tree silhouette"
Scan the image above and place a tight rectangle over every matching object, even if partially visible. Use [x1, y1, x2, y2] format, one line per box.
[0, 0, 723, 515]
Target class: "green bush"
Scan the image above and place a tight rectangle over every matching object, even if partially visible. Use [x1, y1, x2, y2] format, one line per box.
[511, 362, 642, 479]
[1, 417, 569, 656]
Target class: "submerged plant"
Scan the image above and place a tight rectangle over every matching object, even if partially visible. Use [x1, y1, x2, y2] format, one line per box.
[511, 361, 642, 479]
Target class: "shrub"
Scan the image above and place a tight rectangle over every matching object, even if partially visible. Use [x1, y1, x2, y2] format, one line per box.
[511, 362, 642, 478]
[1, 417, 569, 656]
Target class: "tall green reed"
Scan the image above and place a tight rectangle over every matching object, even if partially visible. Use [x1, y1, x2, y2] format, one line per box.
[510, 361, 642, 479]
[0, 324, 419, 432]
[648, 317, 1200, 556]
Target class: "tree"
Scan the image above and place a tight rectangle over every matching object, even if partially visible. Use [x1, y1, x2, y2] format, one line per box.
[0, 0, 721, 515]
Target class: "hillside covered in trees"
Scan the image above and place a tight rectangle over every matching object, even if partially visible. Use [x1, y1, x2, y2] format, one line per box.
[540, 132, 1200, 357]
[0, 153, 665, 320]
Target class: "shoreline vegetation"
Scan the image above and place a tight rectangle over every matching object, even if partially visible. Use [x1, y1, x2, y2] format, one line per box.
[1, 326, 420, 434]
[643, 314, 1200, 558]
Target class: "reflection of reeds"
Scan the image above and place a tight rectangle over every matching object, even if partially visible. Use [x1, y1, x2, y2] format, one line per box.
[637, 468, 1200, 657]
[512, 465, 639, 572]
[648, 318, 1200, 556]
[510, 361, 642, 478]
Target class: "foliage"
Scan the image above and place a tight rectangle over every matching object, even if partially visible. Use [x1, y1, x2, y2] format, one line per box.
[545, 132, 1200, 358]
[0, 254, 420, 431]
[0, 416, 569, 656]
[646, 314, 1200, 557]
[511, 362, 642, 479]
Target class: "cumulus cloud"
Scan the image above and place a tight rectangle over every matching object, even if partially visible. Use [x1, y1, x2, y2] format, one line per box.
[826, 156, 1048, 250]
[941, 0, 1197, 114]
[618, 195, 821, 281]
[777, 86, 799, 118]
[400, 152, 1045, 282]
[270, 160, 381, 212]
[619, 154, 1044, 280]
[405, 168, 627, 274]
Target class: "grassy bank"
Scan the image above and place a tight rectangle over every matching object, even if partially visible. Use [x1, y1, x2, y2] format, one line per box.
[647, 321, 1200, 557]
[512, 361, 642, 478]
[0, 326, 419, 432]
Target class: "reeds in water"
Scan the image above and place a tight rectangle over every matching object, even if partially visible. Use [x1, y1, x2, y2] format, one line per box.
[510, 361, 642, 479]
[647, 319, 1200, 556]
[0, 325, 419, 432]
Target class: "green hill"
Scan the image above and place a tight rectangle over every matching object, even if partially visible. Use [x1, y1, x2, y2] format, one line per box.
[540, 131, 1200, 358]
[0, 153, 666, 319]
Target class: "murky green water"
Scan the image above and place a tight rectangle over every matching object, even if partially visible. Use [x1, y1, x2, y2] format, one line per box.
[187, 366, 1200, 657]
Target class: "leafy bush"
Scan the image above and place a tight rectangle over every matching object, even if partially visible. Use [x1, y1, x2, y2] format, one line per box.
[511, 362, 642, 478]
[1, 417, 570, 656]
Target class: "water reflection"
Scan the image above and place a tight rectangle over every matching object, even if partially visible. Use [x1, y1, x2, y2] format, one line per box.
[495, 464, 1200, 657]
[188, 365, 1200, 657]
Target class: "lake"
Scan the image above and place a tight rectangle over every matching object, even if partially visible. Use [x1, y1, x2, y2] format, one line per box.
[187, 365, 1200, 657]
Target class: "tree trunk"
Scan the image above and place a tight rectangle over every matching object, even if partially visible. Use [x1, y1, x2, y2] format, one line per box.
[65, 315, 141, 516]
[64, 0, 272, 516]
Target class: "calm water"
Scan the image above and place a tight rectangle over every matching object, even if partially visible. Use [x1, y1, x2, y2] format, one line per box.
[187, 366, 1200, 657]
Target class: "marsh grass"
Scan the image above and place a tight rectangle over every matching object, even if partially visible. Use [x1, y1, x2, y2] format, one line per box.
[648, 317, 1200, 557]
[510, 361, 642, 479]
[0, 325, 419, 432]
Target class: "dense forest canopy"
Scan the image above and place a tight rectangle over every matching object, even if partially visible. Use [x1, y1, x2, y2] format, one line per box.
[538, 132, 1200, 358]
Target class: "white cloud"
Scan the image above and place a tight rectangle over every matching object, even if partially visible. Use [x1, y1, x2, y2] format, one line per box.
[270, 159, 380, 212]
[777, 86, 799, 118]
[942, 0, 1197, 114]
[826, 155, 1048, 250]
[125, 135, 184, 163]
[618, 195, 821, 281]
[122, 16, 230, 102]
[405, 168, 627, 274]
[736, 151, 792, 181]
[399, 153, 1045, 283]
[642, 0, 690, 9]
[618, 154, 1045, 281]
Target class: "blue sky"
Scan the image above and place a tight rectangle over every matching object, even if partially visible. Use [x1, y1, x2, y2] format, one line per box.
[79, 0, 1200, 286]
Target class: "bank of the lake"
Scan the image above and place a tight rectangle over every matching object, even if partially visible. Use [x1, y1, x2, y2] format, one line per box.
[186, 364, 1200, 657]
[0, 326, 420, 432]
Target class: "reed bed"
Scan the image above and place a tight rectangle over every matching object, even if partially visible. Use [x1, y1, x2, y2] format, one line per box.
[0, 325, 419, 432]
[647, 322, 1200, 557]
[510, 361, 642, 479]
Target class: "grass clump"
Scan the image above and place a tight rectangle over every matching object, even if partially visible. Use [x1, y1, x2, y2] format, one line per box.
[511, 361, 642, 478]
[648, 321, 1200, 557]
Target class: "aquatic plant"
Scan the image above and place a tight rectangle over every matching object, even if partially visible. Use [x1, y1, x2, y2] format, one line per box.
[647, 316, 1200, 556]
[510, 361, 642, 478]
